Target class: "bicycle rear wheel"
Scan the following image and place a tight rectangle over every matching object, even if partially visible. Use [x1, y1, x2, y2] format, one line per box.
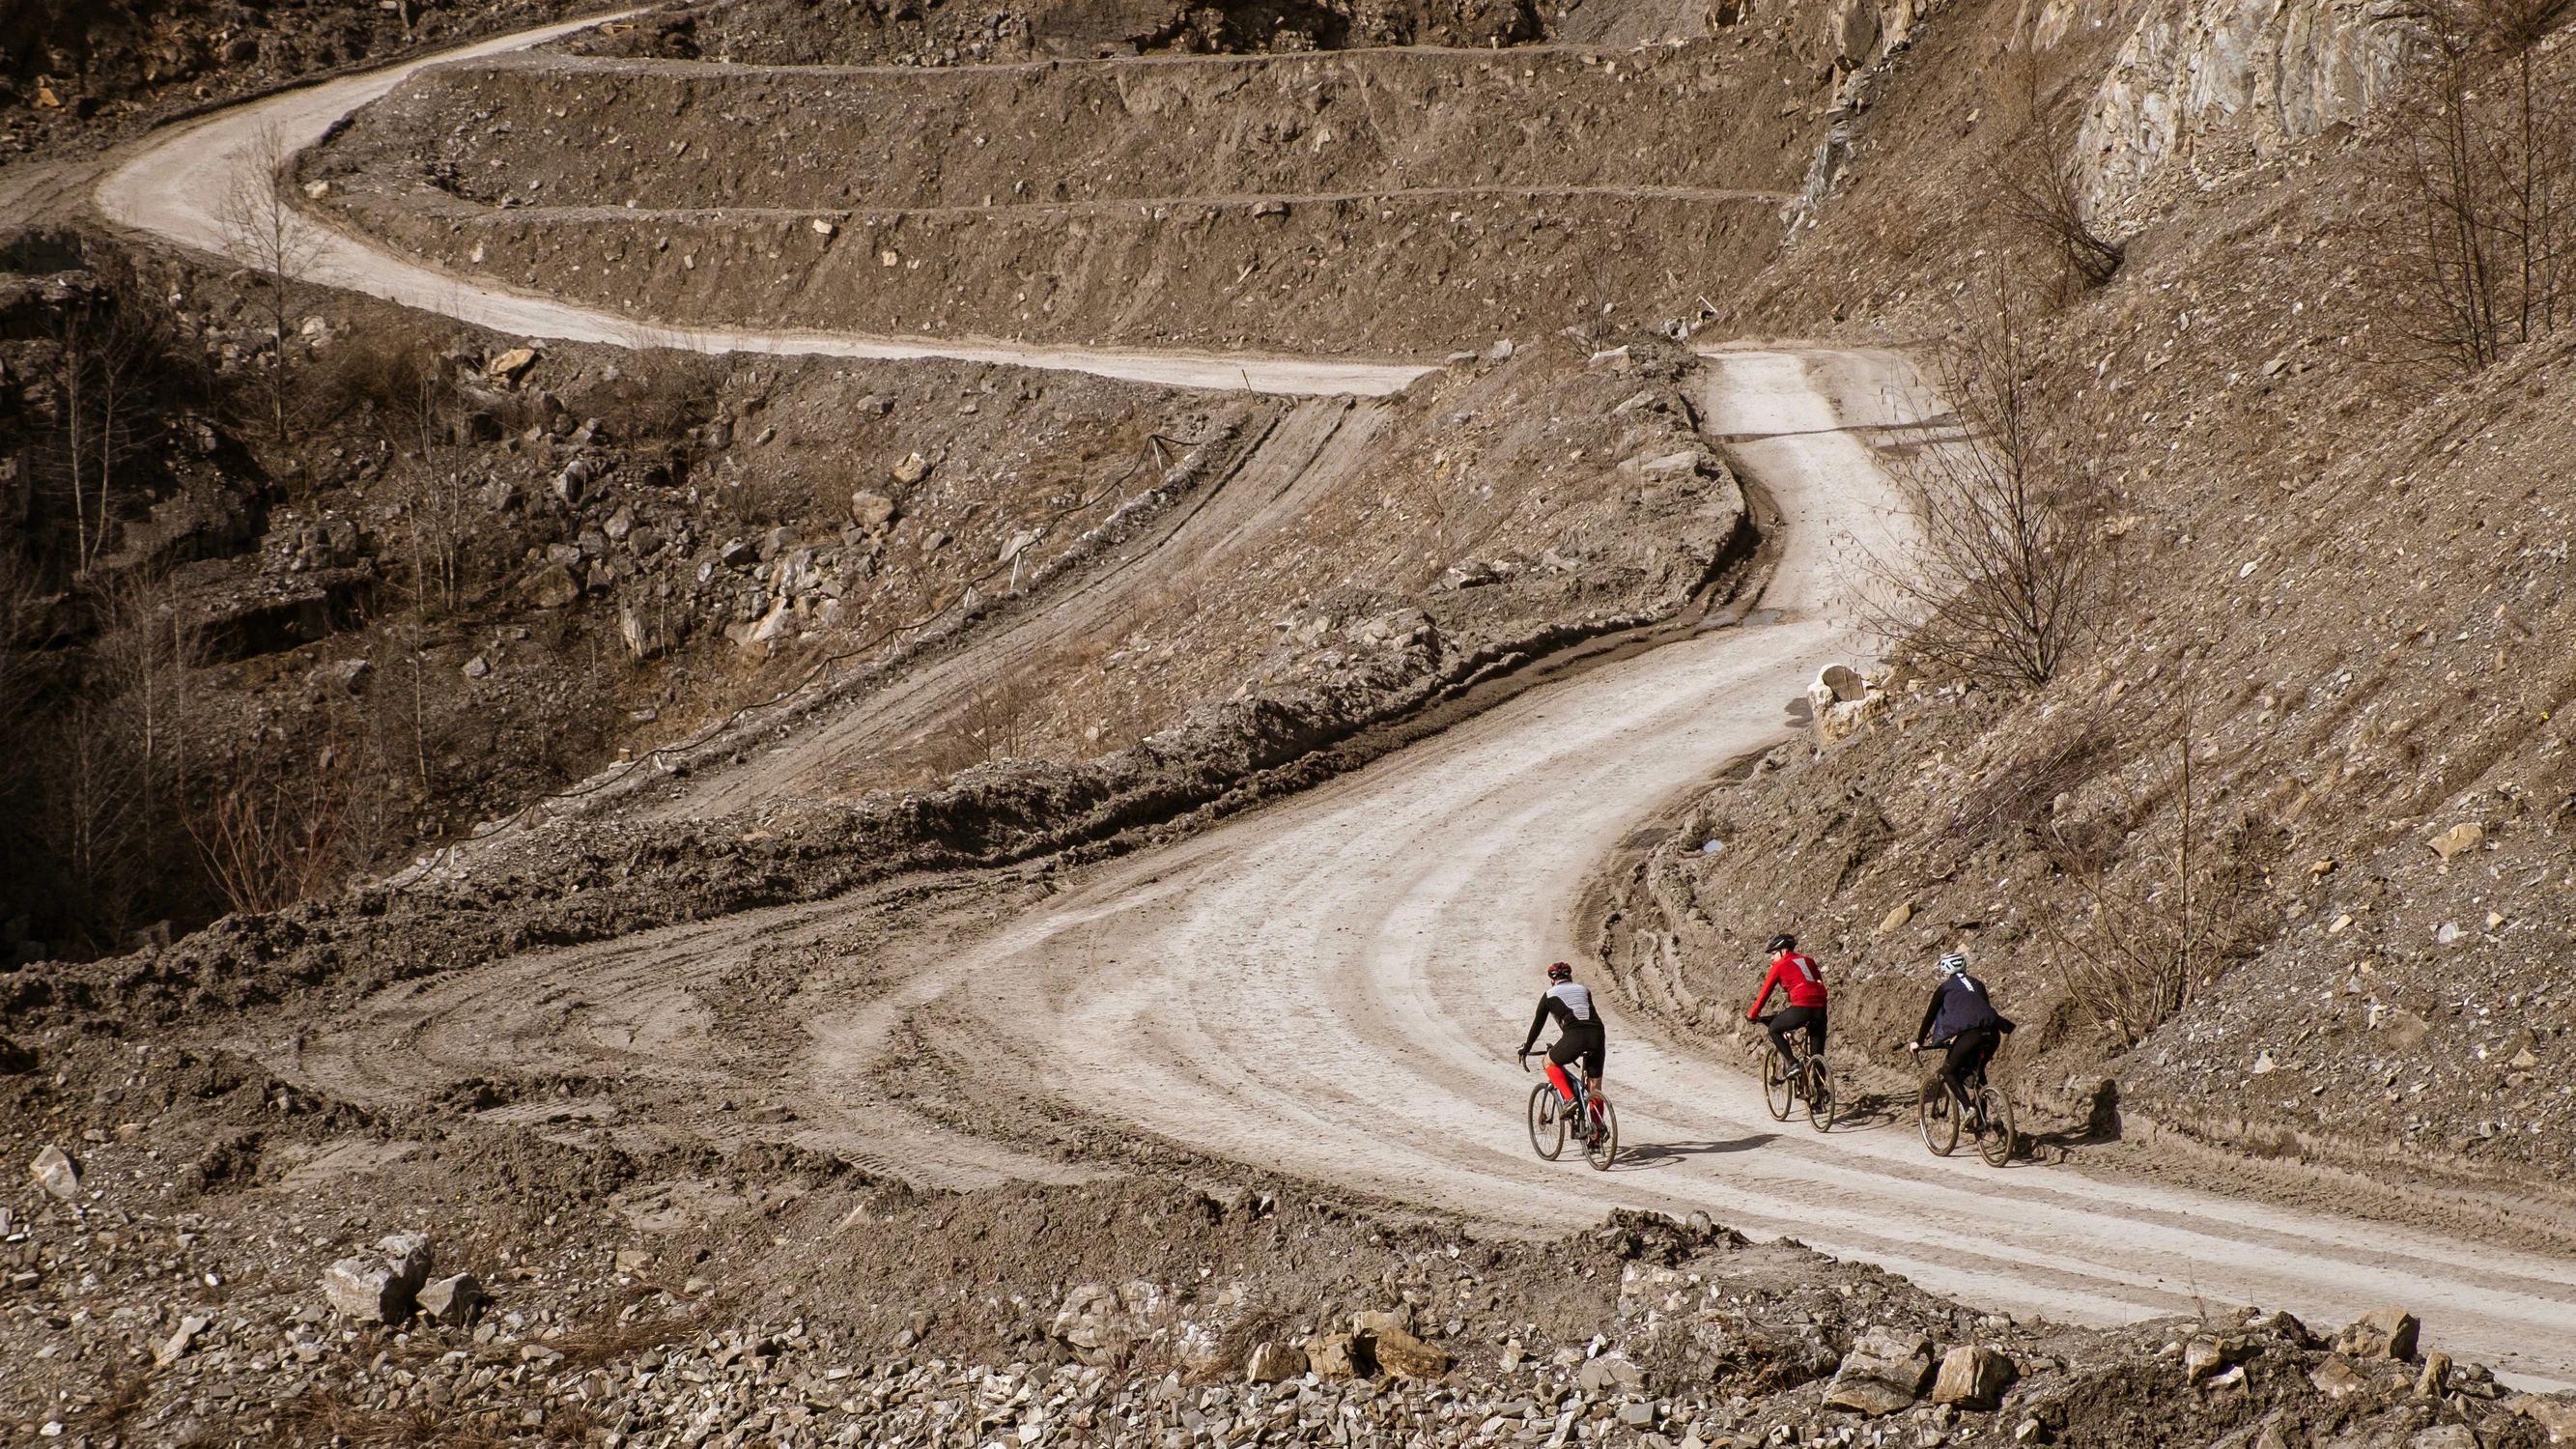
[1803, 1060, 1834, 1132]
[1584, 1098, 1619, 1171]
[1761, 1051, 1792, 1122]
[1917, 1079, 1958, 1156]
[1974, 1086, 2017, 1167]
[1527, 1083, 1565, 1161]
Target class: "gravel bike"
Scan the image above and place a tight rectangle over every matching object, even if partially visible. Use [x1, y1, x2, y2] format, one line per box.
[1521, 1054, 1619, 1171]
[1915, 1044, 2015, 1166]
[1757, 1020, 1834, 1131]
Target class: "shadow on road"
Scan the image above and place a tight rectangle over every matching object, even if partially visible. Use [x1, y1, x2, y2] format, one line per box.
[1612, 1134, 1779, 1168]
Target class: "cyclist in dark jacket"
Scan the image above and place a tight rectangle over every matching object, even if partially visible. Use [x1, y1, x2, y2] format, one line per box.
[1909, 952, 2013, 1098]
[1519, 961, 1605, 1107]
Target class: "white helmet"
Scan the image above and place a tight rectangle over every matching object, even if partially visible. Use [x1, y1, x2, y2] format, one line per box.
[1937, 952, 1968, 979]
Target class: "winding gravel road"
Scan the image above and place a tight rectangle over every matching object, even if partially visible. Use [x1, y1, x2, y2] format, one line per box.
[94, 16, 1433, 397]
[111, 24, 2576, 1389]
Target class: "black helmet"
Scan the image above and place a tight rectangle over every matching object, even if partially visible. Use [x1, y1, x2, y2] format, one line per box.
[1547, 961, 1574, 982]
[1768, 933, 1797, 954]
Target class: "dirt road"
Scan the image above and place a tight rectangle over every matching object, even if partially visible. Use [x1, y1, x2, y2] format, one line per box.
[269, 348, 2576, 1387]
[111, 10, 2576, 1393]
[90, 18, 1435, 397]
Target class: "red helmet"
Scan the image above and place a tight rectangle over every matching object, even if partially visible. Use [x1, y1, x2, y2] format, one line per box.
[1547, 962, 1573, 981]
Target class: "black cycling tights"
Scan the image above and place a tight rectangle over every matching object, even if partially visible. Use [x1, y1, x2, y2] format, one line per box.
[1767, 1006, 1826, 1067]
[1940, 1027, 2001, 1097]
[1549, 1023, 1606, 1084]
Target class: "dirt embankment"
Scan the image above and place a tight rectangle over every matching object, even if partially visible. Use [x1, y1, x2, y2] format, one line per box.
[1595, 0, 2576, 1188]
[564, 0, 1546, 68]
[297, 44, 1821, 354]
[1, 332, 1744, 1010]
[3, 1024, 2565, 1449]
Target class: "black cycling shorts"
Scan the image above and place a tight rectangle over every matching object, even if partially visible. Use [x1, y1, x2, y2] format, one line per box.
[1548, 1022, 1605, 1081]
[1767, 1005, 1826, 1062]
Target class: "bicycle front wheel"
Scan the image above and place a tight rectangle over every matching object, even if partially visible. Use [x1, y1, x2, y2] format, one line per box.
[1803, 1060, 1834, 1133]
[1527, 1083, 1566, 1161]
[1917, 1079, 1959, 1156]
[1975, 1086, 2017, 1167]
[1585, 1099, 1619, 1172]
[1761, 1051, 1792, 1122]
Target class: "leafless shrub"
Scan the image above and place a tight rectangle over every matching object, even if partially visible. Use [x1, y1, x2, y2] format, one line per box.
[187, 728, 361, 915]
[2038, 738, 2263, 1048]
[215, 121, 324, 443]
[2381, 0, 2576, 372]
[1865, 279, 2107, 687]
[1986, 57, 2125, 290]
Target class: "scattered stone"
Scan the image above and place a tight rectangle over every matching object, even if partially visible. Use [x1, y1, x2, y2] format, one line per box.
[1305, 1331, 1362, 1378]
[851, 491, 897, 526]
[1245, 1341, 1307, 1383]
[1878, 900, 1914, 933]
[1930, 1346, 2017, 1409]
[315, 658, 371, 696]
[1575, 1353, 1645, 1393]
[1816, 664, 1868, 702]
[1372, 1325, 1453, 1379]
[154, 1314, 210, 1366]
[1825, 1325, 1932, 1415]
[2427, 823, 2482, 860]
[463, 655, 491, 679]
[2184, 1334, 2249, 1382]
[2341, 1307, 2420, 1361]
[2416, 1350, 2451, 1398]
[417, 1272, 484, 1324]
[892, 451, 931, 485]
[522, 564, 581, 610]
[323, 1232, 434, 1322]
[485, 348, 538, 383]
[28, 1145, 79, 1201]
[2309, 1355, 2372, 1399]
[1485, 338, 1514, 361]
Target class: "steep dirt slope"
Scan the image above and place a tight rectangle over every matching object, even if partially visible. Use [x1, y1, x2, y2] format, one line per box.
[297, 43, 1822, 353]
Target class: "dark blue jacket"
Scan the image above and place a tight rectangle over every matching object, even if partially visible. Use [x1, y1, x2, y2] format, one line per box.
[1916, 973, 2010, 1046]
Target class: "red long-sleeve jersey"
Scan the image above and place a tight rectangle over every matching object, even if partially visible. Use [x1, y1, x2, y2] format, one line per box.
[1746, 951, 1828, 1018]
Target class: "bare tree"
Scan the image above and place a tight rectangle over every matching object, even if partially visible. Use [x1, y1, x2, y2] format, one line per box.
[42, 276, 175, 574]
[2384, 0, 2576, 371]
[2039, 737, 2261, 1047]
[1866, 278, 2106, 686]
[1987, 54, 2125, 290]
[216, 121, 324, 443]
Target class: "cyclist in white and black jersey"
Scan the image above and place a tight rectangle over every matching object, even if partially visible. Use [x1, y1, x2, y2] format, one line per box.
[1517, 961, 1605, 1104]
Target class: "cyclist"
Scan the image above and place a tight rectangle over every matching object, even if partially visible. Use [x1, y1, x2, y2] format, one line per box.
[1745, 933, 1827, 1072]
[1518, 961, 1604, 1122]
[1908, 952, 2014, 1099]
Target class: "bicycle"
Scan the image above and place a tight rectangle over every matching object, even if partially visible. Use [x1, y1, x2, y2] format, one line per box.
[1521, 1053, 1619, 1171]
[1757, 1021, 1834, 1132]
[1914, 1046, 2015, 1166]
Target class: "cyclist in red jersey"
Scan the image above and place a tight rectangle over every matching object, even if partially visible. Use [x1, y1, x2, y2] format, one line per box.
[1745, 932, 1828, 1070]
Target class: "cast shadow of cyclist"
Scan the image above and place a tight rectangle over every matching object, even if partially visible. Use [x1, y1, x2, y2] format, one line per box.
[1609, 1133, 1780, 1169]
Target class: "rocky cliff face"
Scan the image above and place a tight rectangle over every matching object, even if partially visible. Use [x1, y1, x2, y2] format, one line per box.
[2072, 0, 2412, 226]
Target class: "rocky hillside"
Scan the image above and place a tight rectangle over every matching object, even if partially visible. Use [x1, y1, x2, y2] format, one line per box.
[0, 0, 586, 163]
[1592, 0, 2576, 1184]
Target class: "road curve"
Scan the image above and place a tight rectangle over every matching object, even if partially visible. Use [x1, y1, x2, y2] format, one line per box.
[92, 18, 1436, 397]
[892, 349, 2576, 1387]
